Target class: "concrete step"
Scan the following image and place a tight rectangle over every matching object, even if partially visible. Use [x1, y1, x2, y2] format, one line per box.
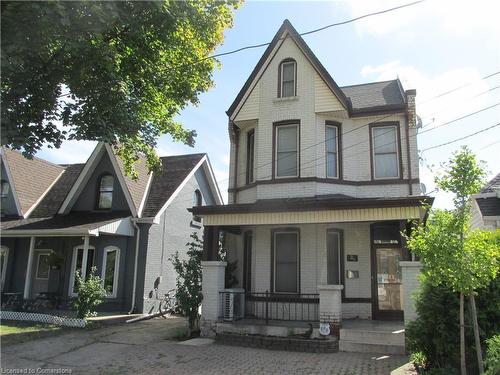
[340, 328, 405, 346]
[339, 340, 405, 355]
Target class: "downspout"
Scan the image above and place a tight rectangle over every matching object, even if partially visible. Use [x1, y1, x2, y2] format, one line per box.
[405, 89, 416, 196]
[129, 220, 141, 314]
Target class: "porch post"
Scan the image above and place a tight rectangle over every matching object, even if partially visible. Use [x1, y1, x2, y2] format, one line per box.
[82, 235, 90, 277]
[23, 236, 35, 299]
[318, 285, 343, 337]
[203, 226, 219, 261]
[400, 261, 422, 323]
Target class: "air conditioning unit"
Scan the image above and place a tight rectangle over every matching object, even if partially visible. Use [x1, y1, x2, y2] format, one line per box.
[222, 288, 245, 321]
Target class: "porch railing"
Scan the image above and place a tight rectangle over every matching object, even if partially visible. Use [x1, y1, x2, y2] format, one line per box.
[245, 291, 319, 324]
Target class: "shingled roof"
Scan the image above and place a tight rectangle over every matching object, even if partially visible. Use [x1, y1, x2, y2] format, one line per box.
[141, 153, 206, 217]
[1, 147, 64, 216]
[341, 79, 406, 112]
[114, 152, 150, 213]
[481, 173, 500, 193]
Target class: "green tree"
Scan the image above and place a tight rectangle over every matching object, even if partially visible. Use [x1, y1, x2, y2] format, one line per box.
[1, 0, 240, 175]
[171, 233, 204, 332]
[71, 267, 107, 319]
[407, 147, 500, 374]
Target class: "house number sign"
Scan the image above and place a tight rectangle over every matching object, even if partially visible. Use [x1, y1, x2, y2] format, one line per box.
[319, 323, 330, 336]
[347, 254, 358, 262]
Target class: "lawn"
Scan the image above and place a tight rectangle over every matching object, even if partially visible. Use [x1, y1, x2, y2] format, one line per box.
[0, 320, 67, 346]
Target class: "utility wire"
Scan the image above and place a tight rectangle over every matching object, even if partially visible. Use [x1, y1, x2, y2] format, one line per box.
[421, 123, 500, 152]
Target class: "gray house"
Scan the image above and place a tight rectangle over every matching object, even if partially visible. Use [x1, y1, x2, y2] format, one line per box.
[0, 143, 222, 313]
[471, 173, 500, 230]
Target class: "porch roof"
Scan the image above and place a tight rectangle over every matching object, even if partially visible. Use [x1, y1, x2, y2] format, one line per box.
[0, 211, 133, 237]
[191, 195, 433, 226]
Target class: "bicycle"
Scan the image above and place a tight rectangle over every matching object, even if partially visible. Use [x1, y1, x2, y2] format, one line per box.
[157, 288, 178, 318]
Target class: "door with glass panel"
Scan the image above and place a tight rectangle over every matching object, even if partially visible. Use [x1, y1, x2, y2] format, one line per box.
[371, 222, 408, 320]
[31, 250, 51, 297]
[69, 246, 95, 296]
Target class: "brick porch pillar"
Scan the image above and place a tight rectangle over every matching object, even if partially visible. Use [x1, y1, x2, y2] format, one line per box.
[318, 285, 343, 337]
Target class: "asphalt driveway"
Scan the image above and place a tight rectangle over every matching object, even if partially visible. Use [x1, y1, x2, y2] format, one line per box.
[1, 317, 412, 374]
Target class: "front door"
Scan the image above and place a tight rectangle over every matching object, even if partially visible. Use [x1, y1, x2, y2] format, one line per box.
[31, 251, 51, 297]
[371, 222, 409, 320]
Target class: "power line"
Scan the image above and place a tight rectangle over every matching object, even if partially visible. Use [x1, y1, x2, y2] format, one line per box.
[421, 122, 500, 152]
[178, 0, 427, 66]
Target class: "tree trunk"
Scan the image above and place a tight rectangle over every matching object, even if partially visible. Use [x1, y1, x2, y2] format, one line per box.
[469, 292, 484, 373]
[460, 292, 467, 375]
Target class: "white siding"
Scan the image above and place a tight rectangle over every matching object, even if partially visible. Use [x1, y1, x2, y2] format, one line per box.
[235, 83, 260, 122]
[314, 74, 345, 113]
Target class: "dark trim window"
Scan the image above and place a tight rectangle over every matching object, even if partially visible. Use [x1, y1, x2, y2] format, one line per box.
[273, 229, 299, 293]
[0, 180, 9, 216]
[246, 130, 255, 184]
[192, 189, 202, 223]
[327, 230, 342, 285]
[97, 174, 114, 209]
[275, 123, 299, 178]
[371, 124, 400, 179]
[325, 122, 340, 179]
[278, 59, 297, 98]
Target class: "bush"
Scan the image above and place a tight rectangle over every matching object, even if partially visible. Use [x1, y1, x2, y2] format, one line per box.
[485, 335, 500, 375]
[71, 267, 106, 319]
[407, 276, 500, 373]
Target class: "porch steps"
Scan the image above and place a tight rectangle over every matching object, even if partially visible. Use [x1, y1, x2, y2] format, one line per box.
[339, 321, 405, 355]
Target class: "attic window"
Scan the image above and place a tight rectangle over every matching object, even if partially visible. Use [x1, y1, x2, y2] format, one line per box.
[279, 59, 296, 98]
[192, 189, 202, 223]
[98, 174, 114, 209]
[0, 180, 9, 216]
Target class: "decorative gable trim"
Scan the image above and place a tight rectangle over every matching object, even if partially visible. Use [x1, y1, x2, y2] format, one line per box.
[227, 19, 350, 120]
[57, 143, 137, 216]
[137, 172, 153, 218]
[0, 150, 23, 217]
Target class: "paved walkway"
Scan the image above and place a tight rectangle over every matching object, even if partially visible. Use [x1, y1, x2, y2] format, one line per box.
[1, 318, 412, 374]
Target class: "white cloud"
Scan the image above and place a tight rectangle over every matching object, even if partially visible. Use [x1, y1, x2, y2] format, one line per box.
[348, 0, 500, 39]
[38, 140, 96, 164]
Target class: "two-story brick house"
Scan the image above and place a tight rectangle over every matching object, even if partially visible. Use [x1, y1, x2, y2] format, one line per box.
[0, 142, 222, 314]
[193, 20, 432, 340]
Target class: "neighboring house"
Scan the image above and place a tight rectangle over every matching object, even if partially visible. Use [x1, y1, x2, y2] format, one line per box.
[193, 20, 432, 337]
[471, 173, 500, 230]
[0, 143, 222, 313]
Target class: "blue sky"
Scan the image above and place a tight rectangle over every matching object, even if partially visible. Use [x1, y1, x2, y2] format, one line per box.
[39, 0, 500, 207]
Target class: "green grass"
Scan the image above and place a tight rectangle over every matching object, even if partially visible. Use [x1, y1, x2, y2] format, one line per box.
[0, 320, 68, 346]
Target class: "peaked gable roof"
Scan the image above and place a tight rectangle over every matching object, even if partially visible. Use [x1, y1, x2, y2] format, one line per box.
[1, 147, 64, 216]
[481, 173, 500, 193]
[141, 153, 207, 218]
[227, 19, 350, 119]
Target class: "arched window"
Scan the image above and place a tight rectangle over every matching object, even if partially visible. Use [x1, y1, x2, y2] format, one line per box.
[0, 180, 9, 216]
[192, 189, 202, 223]
[102, 246, 120, 298]
[97, 174, 114, 209]
[278, 59, 297, 98]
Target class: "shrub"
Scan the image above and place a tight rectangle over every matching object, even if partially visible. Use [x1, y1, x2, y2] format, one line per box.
[407, 276, 500, 373]
[485, 335, 500, 375]
[71, 267, 106, 319]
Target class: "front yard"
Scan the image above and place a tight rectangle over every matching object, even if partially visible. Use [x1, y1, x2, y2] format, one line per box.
[0, 320, 68, 347]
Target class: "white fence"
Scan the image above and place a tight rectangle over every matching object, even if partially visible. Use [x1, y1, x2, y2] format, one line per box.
[0, 310, 86, 328]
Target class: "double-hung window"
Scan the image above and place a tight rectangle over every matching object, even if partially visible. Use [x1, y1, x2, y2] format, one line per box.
[275, 123, 299, 178]
[246, 130, 255, 184]
[326, 123, 340, 179]
[371, 124, 400, 179]
[273, 230, 299, 293]
[279, 60, 296, 98]
[1, 180, 9, 216]
[97, 174, 114, 209]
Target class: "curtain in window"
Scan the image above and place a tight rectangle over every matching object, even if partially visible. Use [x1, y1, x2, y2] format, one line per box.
[274, 232, 298, 293]
[276, 125, 298, 177]
[373, 126, 398, 178]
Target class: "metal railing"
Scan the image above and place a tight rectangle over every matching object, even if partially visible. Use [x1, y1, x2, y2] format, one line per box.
[245, 291, 319, 324]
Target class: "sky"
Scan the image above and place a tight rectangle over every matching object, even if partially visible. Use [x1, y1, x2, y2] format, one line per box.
[38, 0, 500, 207]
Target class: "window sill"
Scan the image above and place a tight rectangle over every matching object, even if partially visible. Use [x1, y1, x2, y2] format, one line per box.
[273, 96, 299, 104]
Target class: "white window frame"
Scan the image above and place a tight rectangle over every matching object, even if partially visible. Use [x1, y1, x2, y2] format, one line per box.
[273, 230, 300, 294]
[0, 246, 9, 291]
[101, 246, 120, 298]
[371, 124, 400, 180]
[69, 245, 96, 296]
[280, 60, 296, 98]
[275, 123, 299, 179]
[35, 251, 51, 280]
[325, 125, 340, 179]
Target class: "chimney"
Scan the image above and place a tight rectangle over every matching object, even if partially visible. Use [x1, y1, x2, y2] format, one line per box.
[405, 89, 417, 128]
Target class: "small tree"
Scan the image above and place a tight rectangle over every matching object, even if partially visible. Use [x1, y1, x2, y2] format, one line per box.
[171, 233, 203, 332]
[407, 147, 500, 374]
[71, 267, 106, 319]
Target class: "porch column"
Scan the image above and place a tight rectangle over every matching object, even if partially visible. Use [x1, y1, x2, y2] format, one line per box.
[23, 236, 35, 299]
[318, 285, 343, 337]
[203, 226, 219, 261]
[82, 235, 90, 276]
[400, 261, 422, 323]
[200, 260, 226, 337]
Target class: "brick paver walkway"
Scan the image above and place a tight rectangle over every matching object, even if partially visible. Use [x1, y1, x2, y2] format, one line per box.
[1, 318, 411, 374]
